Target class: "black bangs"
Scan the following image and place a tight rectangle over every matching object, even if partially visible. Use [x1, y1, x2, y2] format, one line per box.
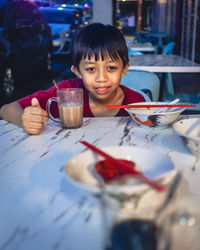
[72, 23, 129, 69]
[81, 45, 123, 62]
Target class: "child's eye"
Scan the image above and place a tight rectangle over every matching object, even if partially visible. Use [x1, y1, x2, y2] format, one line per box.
[86, 67, 95, 72]
[107, 66, 117, 71]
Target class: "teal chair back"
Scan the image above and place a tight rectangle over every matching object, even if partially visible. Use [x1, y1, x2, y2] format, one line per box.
[128, 48, 144, 56]
[132, 30, 154, 44]
[162, 42, 175, 55]
[121, 70, 160, 102]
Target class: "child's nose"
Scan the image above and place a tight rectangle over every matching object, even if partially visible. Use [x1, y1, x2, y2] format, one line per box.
[96, 69, 107, 82]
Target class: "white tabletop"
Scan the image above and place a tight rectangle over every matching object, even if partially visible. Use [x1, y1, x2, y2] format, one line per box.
[127, 42, 156, 52]
[0, 116, 200, 250]
[128, 54, 200, 72]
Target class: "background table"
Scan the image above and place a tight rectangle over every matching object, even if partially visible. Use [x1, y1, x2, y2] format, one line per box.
[127, 42, 156, 53]
[128, 54, 200, 72]
[128, 54, 200, 100]
[0, 116, 200, 250]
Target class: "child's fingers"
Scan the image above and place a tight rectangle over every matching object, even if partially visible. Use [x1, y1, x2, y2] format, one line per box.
[29, 108, 48, 117]
[23, 120, 44, 135]
[25, 121, 45, 129]
[22, 105, 49, 135]
[24, 105, 48, 117]
[25, 127, 43, 135]
[23, 111, 48, 123]
[28, 114, 48, 123]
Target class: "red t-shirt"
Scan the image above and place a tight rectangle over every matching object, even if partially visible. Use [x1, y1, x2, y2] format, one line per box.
[16, 78, 145, 117]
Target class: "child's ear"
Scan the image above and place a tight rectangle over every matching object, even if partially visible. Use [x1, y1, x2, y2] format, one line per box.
[121, 63, 130, 77]
[71, 65, 82, 79]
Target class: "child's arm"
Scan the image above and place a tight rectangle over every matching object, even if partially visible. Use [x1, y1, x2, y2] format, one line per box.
[0, 102, 24, 127]
[0, 98, 48, 135]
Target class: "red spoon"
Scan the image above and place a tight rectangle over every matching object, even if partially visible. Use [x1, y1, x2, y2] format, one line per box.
[80, 141, 165, 192]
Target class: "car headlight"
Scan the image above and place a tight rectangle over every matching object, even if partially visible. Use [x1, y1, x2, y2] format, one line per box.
[53, 32, 70, 39]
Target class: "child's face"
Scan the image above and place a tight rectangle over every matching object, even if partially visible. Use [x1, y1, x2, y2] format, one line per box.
[71, 55, 129, 101]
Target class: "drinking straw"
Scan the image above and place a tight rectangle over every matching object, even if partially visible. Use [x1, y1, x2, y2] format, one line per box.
[53, 79, 59, 90]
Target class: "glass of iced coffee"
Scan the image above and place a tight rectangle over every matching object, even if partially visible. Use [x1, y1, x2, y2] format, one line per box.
[47, 88, 83, 129]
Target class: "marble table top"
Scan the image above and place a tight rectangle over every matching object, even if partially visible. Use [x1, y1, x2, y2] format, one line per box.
[127, 42, 156, 52]
[128, 54, 200, 72]
[1, 116, 200, 250]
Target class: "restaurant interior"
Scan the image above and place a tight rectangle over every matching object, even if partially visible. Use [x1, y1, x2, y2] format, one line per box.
[114, 0, 200, 113]
[1, 1, 200, 250]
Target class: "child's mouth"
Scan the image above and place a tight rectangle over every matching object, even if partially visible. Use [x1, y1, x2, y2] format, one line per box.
[94, 86, 111, 95]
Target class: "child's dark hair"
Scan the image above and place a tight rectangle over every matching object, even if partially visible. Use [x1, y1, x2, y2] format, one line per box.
[72, 23, 129, 69]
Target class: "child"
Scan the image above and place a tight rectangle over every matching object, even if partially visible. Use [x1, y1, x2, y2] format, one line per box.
[0, 23, 146, 135]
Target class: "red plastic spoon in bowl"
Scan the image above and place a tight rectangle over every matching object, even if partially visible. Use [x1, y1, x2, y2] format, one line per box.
[80, 141, 165, 192]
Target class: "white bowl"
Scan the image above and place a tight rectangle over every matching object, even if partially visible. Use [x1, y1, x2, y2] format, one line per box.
[65, 146, 177, 217]
[64, 146, 175, 194]
[125, 102, 185, 128]
[173, 118, 200, 157]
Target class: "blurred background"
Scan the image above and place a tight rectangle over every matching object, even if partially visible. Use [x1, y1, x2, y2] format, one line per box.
[0, 0, 200, 109]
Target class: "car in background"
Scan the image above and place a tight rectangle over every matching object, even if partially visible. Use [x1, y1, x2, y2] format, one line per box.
[33, 0, 50, 7]
[39, 7, 82, 56]
[52, 4, 92, 26]
[52, 4, 84, 24]
[0, 0, 52, 103]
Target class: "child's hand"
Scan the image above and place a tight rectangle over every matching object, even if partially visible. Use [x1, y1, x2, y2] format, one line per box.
[22, 98, 48, 135]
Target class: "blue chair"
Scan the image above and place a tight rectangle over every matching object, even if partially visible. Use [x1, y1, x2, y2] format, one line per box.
[126, 39, 133, 45]
[132, 30, 155, 44]
[121, 70, 160, 102]
[162, 42, 175, 55]
[128, 47, 144, 56]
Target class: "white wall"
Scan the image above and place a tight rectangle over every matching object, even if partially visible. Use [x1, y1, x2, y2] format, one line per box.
[92, 0, 113, 25]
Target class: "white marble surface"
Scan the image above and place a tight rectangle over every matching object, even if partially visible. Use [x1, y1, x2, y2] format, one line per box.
[0, 116, 200, 250]
[128, 54, 200, 72]
[127, 42, 156, 52]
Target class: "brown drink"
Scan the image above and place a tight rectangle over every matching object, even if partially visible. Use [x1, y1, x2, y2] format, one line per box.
[59, 103, 83, 129]
[47, 88, 83, 128]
